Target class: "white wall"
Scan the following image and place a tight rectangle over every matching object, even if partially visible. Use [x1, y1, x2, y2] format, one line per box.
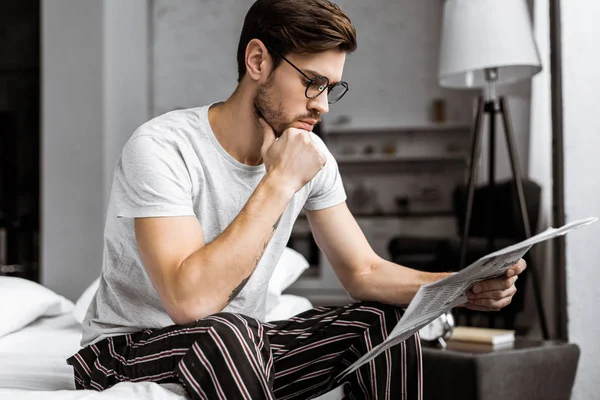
[42, 0, 105, 301]
[561, 1, 600, 398]
[104, 0, 151, 213]
[152, 0, 475, 128]
[152, 0, 252, 116]
[41, 0, 149, 301]
[153, 0, 533, 199]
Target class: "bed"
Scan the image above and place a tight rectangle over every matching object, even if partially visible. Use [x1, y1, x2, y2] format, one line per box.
[0, 248, 343, 399]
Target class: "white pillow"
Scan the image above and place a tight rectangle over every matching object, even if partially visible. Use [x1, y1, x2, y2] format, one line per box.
[73, 277, 100, 324]
[268, 247, 310, 296]
[266, 247, 310, 311]
[266, 294, 313, 322]
[0, 276, 74, 338]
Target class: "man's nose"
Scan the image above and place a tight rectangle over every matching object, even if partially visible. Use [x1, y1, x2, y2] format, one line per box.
[309, 92, 329, 115]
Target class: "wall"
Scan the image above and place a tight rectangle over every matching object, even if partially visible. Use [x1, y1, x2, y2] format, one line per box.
[41, 0, 149, 301]
[104, 0, 151, 213]
[152, 0, 532, 206]
[152, 0, 474, 127]
[561, 0, 600, 398]
[42, 0, 105, 301]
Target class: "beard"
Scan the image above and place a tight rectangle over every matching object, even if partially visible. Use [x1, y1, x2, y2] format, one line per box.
[253, 76, 320, 138]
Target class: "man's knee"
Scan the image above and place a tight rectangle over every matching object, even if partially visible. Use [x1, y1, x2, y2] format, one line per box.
[354, 302, 404, 332]
[182, 313, 270, 369]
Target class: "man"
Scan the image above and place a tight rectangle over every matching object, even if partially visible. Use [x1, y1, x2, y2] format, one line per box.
[68, 0, 526, 399]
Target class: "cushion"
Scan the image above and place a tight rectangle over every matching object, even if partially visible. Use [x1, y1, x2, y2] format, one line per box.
[0, 276, 74, 338]
[268, 247, 310, 297]
[265, 294, 313, 322]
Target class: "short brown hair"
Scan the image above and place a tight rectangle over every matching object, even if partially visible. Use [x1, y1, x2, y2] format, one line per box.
[236, 0, 357, 82]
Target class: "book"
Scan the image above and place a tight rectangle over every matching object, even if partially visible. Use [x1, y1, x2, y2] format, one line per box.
[449, 326, 515, 345]
[445, 339, 515, 353]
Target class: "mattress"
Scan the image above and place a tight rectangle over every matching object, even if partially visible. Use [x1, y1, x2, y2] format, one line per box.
[0, 313, 82, 392]
[0, 295, 342, 400]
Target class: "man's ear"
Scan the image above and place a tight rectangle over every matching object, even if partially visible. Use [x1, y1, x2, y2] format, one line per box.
[245, 39, 272, 83]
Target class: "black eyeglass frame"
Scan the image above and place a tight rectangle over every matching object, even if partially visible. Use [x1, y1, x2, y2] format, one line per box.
[266, 46, 349, 104]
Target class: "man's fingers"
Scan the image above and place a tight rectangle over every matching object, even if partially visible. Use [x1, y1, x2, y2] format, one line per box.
[467, 286, 517, 301]
[463, 303, 499, 312]
[471, 275, 518, 294]
[464, 264, 522, 312]
[468, 296, 512, 311]
[470, 259, 526, 295]
[506, 258, 527, 278]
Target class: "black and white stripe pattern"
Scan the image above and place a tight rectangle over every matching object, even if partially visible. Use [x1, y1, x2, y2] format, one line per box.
[67, 302, 422, 399]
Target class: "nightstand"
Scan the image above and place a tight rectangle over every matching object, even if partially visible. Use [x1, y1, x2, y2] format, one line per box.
[421, 339, 580, 400]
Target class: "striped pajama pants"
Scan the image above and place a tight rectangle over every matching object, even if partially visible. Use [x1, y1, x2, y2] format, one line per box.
[67, 302, 423, 400]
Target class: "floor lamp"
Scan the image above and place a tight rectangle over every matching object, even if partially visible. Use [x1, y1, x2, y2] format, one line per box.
[438, 0, 550, 339]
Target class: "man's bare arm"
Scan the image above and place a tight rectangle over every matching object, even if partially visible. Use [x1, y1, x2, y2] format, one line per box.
[227, 215, 279, 303]
[135, 172, 291, 325]
[307, 202, 526, 310]
[306, 202, 444, 306]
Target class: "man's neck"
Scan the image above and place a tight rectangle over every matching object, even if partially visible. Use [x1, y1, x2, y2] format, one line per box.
[208, 86, 264, 167]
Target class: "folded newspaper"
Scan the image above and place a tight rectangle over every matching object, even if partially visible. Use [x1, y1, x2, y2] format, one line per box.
[338, 216, 598, 378]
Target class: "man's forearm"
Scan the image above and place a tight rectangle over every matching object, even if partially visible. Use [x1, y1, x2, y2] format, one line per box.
[171, 171, 294, 322]
[352, 258, 452, 307]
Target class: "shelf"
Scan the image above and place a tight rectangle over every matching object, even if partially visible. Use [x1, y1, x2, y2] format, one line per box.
[284, 287, 355, 306]
[335, 154, 467, 165]
[324, 124, 471, 136]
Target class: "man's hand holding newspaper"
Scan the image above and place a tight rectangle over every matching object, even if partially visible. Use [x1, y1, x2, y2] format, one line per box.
[462, 258, 526, 312]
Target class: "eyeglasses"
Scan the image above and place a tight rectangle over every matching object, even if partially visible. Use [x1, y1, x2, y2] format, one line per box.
[267, 46, 349, 104]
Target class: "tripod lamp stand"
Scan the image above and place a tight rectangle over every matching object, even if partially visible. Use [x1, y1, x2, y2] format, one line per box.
[438, 0, 549, 339]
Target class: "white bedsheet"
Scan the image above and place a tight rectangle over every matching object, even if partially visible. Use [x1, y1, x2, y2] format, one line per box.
[0, 313, 81, 392]
[0, 382, 187, 400]
[0, 313, 81, 356]
[0, 295, 343, 400]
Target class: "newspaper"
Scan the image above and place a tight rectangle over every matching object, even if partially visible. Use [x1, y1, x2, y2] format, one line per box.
[338, 216, 598, 378]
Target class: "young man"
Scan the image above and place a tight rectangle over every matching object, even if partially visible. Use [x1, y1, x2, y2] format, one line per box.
[68, 1, 526, 399]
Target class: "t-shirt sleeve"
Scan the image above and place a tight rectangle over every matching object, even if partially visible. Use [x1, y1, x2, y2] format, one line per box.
[303, 134, 347, 211]
[112, 134, 196, 218]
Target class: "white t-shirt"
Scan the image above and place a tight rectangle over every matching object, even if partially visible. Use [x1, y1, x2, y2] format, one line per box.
[81, 104, 346, 346]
